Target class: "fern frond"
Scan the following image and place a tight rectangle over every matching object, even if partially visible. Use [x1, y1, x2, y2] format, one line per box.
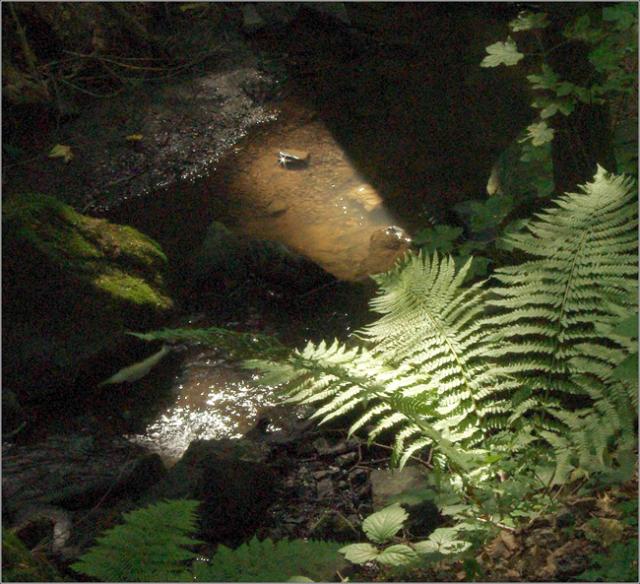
[193, 537, 343, 582]
[486, 167, 638, 458]
[71, 500, 201, 582]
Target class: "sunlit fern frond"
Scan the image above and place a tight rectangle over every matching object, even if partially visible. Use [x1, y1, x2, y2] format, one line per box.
[246, 253, 510, 469]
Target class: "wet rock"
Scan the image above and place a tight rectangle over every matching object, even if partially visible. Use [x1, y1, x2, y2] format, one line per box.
[2, 433, 165, 521]
[146, 438, 277, 546]
[3, 194, 174, 400]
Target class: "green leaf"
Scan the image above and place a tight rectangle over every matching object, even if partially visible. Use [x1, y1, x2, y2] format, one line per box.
[413, 225, 463, 253]
[520, 122, 555, 146]
[376, 544, 419, 566]
[414, 540, 439, 555]
[509, 11, 549, 32]
[339, 543, 380, 565]
[71, 500, 201, 582]
[556, 81, 575, 97]
[527, 64, 558, 90]
[362, 504, 408, 544]
[481, 37, 524, 67]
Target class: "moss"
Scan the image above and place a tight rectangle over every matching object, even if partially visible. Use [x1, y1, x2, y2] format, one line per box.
[95, 270, 173, 310]
[3, 193, 173, 310]
[1, 530, 61, 582]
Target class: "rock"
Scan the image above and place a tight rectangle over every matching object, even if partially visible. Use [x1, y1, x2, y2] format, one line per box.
[317, 478, 335, 500]
[2, 433, 165, 521]
[369, 465, 427, 510]
[145, 438, 278, 546]
[3, 194, 174, 400]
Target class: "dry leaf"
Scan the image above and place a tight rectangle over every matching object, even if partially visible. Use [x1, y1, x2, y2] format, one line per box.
[48, 144, 74, 163]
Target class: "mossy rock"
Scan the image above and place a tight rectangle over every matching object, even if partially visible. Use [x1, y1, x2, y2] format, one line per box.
[2, 530, 62, 582]
[3, 193, 174, 400]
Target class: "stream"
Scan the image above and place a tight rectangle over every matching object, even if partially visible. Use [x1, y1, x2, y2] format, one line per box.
[99, 92, 420, 465]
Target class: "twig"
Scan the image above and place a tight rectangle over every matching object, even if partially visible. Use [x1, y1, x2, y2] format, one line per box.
[58, 77, 124, 99]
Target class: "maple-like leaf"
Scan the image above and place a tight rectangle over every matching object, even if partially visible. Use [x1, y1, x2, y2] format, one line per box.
[481, 38, 524, 67]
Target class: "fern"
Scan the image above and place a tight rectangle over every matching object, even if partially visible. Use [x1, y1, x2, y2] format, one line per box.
[71, 500, 201, 582]
[485, 166, 638, 470]
[248, 254, 515, 470]
[193, 537, 343, 582]
[130, 326, 288, 360]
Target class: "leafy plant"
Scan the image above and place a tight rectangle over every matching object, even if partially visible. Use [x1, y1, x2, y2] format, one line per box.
[577, 538, 639, 582]
[71, 500, 202, 582]
[133, 167, 638, 570]
[481, 4, 638, 160]
[340, 504, 470, 569]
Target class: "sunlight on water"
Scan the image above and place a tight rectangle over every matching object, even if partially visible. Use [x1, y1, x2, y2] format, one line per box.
[127, 351, 279, 465]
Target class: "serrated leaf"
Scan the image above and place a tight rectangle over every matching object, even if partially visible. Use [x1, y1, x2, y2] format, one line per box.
[481, 38, 524, 68]
[376, 544, 419, 566]
[510, 11, 549, 32]
[520, 122, 555, 146]
[414, 540, 439, 554]
[527, 64, 558, 90]
[48, 144, 74, 163]
[339, 543, 380, 565]
[362, 504, 408, 544]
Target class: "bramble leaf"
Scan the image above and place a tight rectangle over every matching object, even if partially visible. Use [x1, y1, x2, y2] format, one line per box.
[362, 505, 408, 544]
[339, 543, 380, 565]
[376, 544, 419, 566]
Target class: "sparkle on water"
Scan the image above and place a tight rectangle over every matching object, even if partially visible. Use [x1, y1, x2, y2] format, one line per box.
[127, 349, 280, 465]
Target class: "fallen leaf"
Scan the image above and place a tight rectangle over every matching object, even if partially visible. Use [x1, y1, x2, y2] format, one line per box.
[125, 134, 144, 142]
[48, 144, 74, 163]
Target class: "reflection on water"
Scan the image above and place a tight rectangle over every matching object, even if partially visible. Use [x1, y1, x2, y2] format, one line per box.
[127, 349, 280, 465]
[213, 97, 412, 281]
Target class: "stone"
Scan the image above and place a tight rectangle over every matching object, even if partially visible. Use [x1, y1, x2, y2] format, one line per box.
[145, 438, 278, 546]
[369, 465, 427, 510]
[3, 194, 174, 400]
[317, 478, 335, 500]
[2, 433, 165, 521]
